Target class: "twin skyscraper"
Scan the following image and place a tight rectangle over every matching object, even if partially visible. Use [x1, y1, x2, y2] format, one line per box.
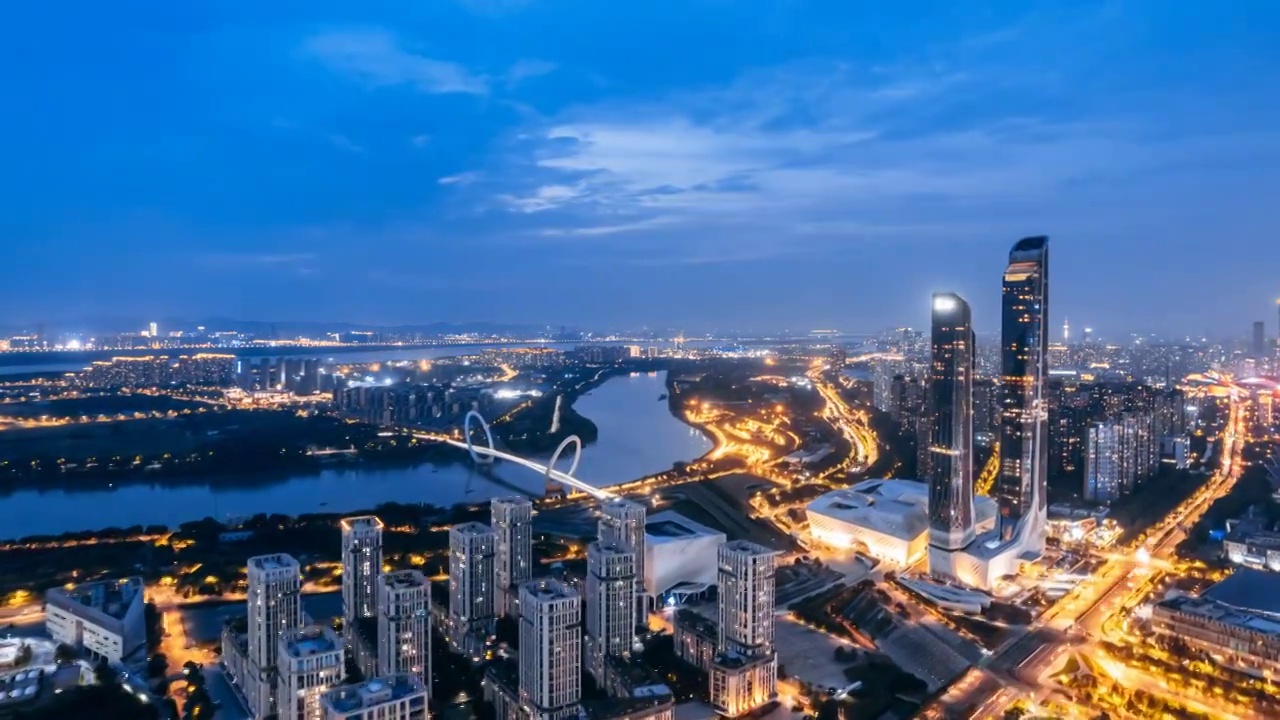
[926, 236, 1050, 589]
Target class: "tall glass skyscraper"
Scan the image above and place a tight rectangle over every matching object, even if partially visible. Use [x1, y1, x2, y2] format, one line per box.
[996, 236, 1050, 551]
[927, 293, 976, 551]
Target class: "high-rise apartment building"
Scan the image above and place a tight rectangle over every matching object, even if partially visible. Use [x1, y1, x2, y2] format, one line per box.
[995, 236, 1050, 554]
[1253, 321, 1267, 359]
[711, 541, 778, 718]
[247, 553, 303, 718]
[598, 499, 647, 621]
[584, 541, 638, 684]
[378, 570, 431, 690]
[519, 580, 582, 720]
[973, 378, 998, 437]
[927, 293, 976, 554]
[277, 625, 343, 720]
[492, 497, 534, 617]
[449, 522, 496, 655]
[1084, 422, 1123, 504]
[1084, 410, 1160, 504]
[342, 516, 384, 627]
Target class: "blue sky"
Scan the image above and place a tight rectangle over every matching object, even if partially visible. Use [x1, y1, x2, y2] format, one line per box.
[3, 0, 1279, 336]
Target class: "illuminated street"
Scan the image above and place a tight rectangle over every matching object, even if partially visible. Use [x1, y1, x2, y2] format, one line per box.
[959, 396, 1257, 719]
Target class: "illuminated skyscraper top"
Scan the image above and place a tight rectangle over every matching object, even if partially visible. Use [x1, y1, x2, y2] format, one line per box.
[927, 293, 976, 551]
[996, 236, 1050, 550]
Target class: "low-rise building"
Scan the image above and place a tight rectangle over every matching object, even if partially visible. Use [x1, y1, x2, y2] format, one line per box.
[482, 659, 523, 720]
[582, 696, 676, 720]
[320, 674, 429, 720]
[45, 577, 146, 664]
[1223, 529, 1280, 572]
[349, 617, 379, 681]
[672, 610, 717, 672]
[805, 479, 997, 566]
[220, 620, 251, 708]
[603, 655, 671, 700]
[709, 653, 776, 718]
[1151, 571, 1280, 677]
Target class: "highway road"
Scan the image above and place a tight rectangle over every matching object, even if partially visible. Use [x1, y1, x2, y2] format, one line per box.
[923, 398, 1248, 719]
[995, 398, 1247, 717]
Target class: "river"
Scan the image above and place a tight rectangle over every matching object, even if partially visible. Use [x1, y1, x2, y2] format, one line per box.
[0, 371, 710, 537]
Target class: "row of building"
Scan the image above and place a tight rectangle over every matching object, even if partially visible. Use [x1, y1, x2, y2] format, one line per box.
[332, 383, 487, 428]
[74, 353, 236, 389]
[236, 357, 327, 395]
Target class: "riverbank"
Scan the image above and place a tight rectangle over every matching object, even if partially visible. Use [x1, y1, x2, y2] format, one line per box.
[1, 367, 719, 538]
[0, 408, 470, 490]
[496, 359, 684, 455]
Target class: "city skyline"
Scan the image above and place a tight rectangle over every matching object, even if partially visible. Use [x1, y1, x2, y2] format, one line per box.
[4, 2, 1280, 333]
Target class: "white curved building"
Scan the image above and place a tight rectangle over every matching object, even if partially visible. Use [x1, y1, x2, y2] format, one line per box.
[806, 480, 997, 566]
[644, 511, 726, 603]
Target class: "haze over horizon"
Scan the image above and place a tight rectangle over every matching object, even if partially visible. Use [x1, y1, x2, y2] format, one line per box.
[4, 1, 1279, 335]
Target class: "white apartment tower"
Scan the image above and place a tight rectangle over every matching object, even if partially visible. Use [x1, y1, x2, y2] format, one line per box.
[711, 541, 778, 718]
[598, 499, 647, 621]
[717, 541, 777, 655]
[278, 625, 343, 720]
[519, 580, 582, 720]
[492, 497, 534, 617]
[378, 570, 431, 690]
[449, 522, 496, 653]
[341, 516, 384, 626]
[247, 553, 303, 718]
[584, 541, 637, 684]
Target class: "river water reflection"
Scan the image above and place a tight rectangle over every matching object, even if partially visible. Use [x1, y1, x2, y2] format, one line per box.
[0, 372, 710, 537]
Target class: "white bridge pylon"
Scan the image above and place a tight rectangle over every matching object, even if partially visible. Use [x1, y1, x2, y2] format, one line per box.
[413, 410, 614, 499]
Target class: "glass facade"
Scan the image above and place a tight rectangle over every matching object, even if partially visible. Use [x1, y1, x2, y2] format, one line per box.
[996, 236, 1050, 547]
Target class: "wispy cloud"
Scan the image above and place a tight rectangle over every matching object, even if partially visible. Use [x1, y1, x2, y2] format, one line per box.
[304, 30, 488, 95]
[198, 253, 319, 276]
[474, 54, 1272, 260]
[506, 59, 557, 85]
[454, 0, 536, 14]
[327, 133, 364, 153]
[438, 171, 483, 185]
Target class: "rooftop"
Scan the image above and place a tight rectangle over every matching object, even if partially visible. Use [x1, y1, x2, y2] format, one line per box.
[675, 609, 718, 640]
[483, 658, 520, 696]
[322, 674, 427, 713]
[1159, 594, 1280, 638]
[1225, 529, 1280, 550]
[521, 579, 578, 603]
[46, 576, 143, 622]
[711, 650, 775, 670]
[807, 479, 997, 542]
[248, 553, 300, 572]
[452, 521, 494, 537]
[1203, 568, 1280, 618]
[645, 511, 723, 543]
[720, 539, 776, 557]
[583, 695, 676, 720]
[602, 498, 646, 517]
[340, 515, 384, 531]
[606, 655, 672, 696]
[283, 625, 341, 658]
[383, 570, 428, 590]
[806, 480, 931, 540]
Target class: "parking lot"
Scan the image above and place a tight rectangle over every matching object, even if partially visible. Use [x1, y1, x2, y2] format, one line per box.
[774, 617, 858, 689]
